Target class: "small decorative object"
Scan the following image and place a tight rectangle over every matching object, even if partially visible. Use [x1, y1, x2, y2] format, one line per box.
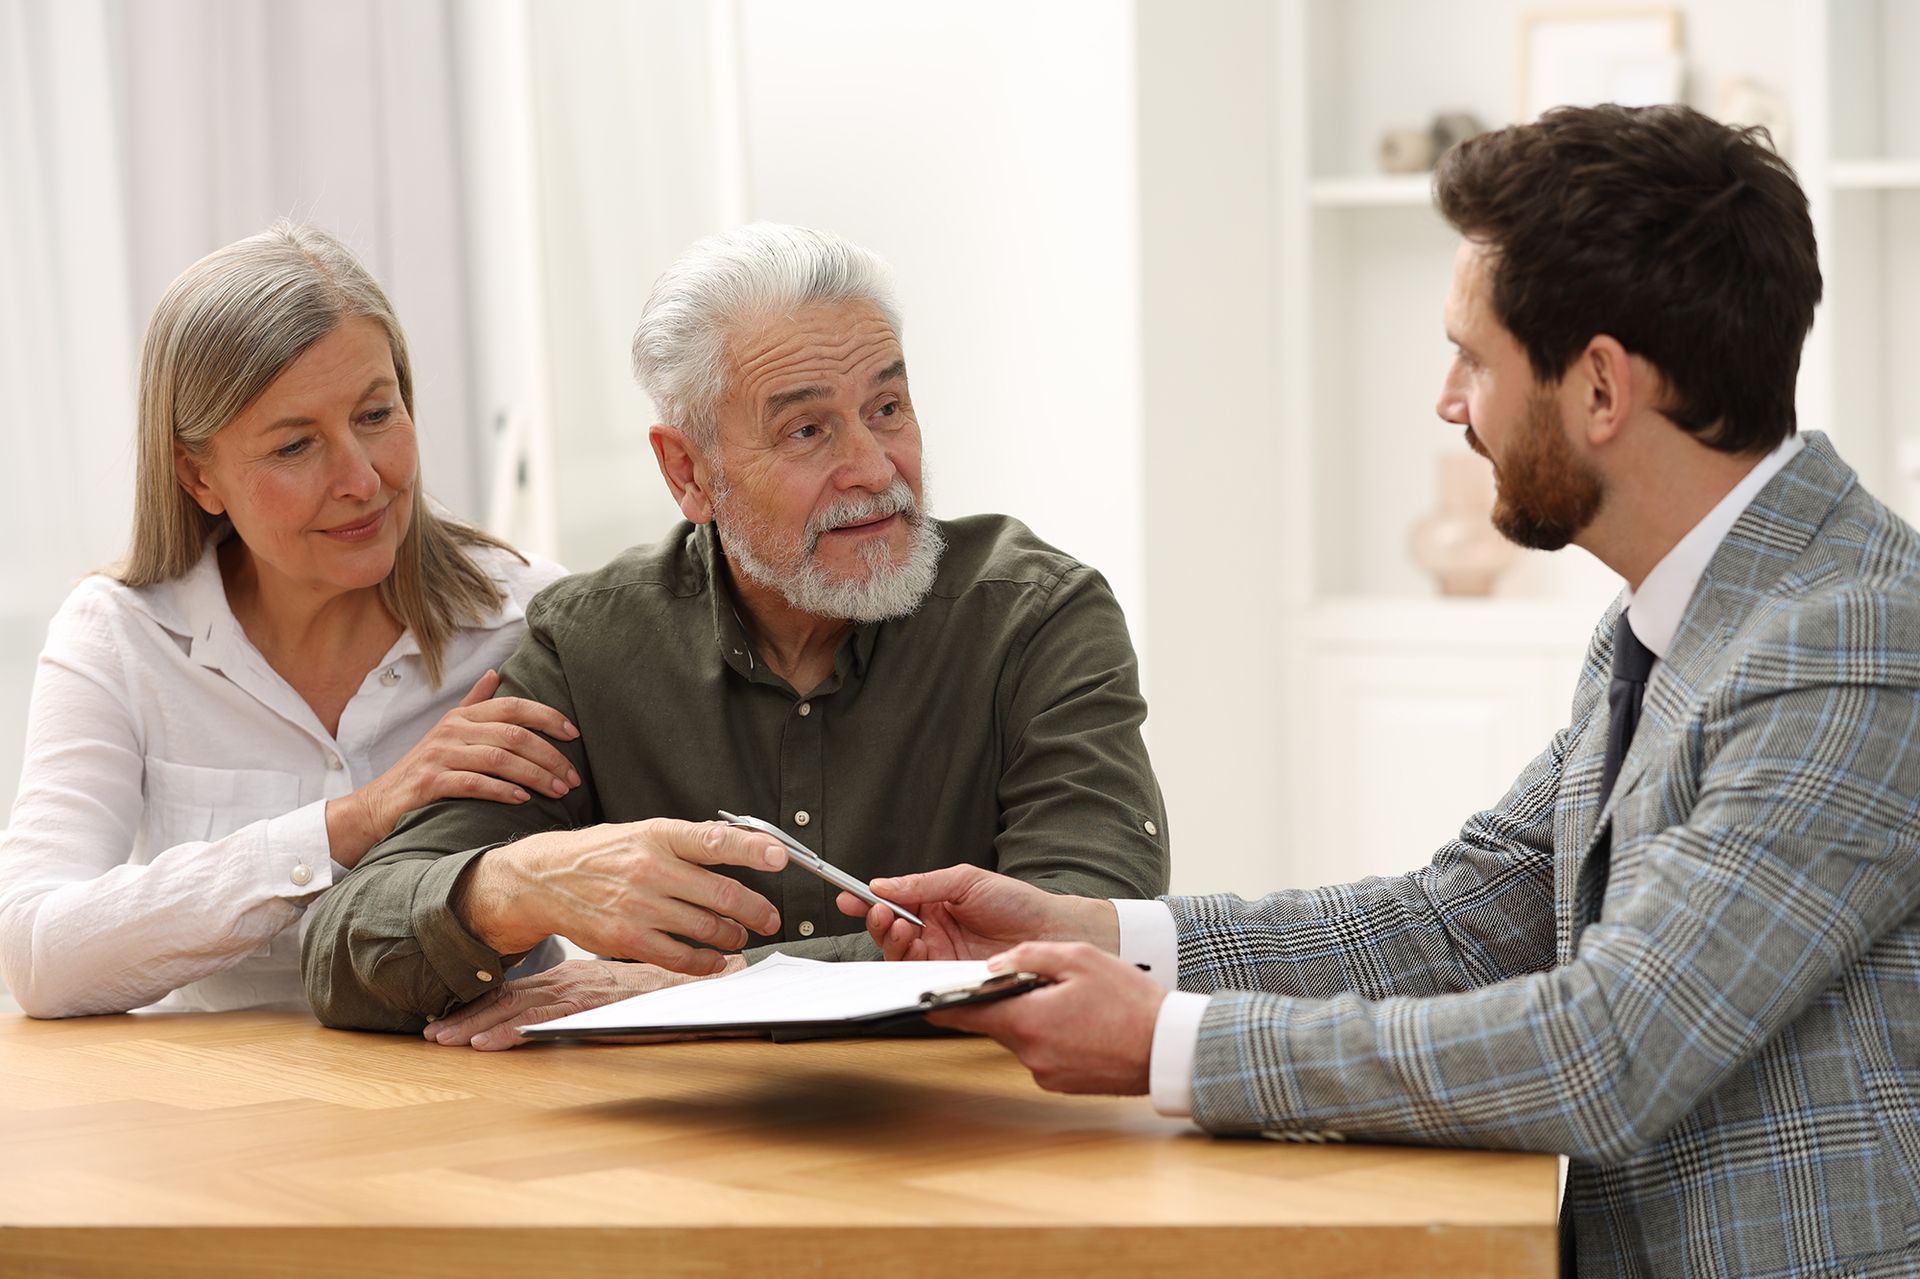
[1408, 453, 1519, 597]
[1378, 127, 1436, 174]
[1520, 7, 1684, 122]
[1714, 76, 1791, 157]
[1428, 110, 1487, 156]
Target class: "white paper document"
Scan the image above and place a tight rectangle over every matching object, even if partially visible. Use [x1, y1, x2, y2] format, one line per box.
[522, 953, 999, 1038]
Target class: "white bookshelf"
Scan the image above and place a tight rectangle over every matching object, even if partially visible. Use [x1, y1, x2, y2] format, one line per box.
[1271, 0, 1917, 885]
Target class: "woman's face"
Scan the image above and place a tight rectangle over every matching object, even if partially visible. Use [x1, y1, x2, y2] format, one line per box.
[174, 317, 417, 602]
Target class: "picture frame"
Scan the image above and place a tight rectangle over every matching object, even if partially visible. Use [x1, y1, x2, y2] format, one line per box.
[1519, 7, 1684, 123]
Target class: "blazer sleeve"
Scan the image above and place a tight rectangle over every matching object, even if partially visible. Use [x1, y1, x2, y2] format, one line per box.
[1169, 708, 1580, 1002]
[0, 586, 331, 1017]
[1180, 593, 1920, 1162]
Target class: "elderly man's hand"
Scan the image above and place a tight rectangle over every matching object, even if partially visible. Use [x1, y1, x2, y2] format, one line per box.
[456, 819, 786, 973]
[834, 864, 1119, 962]
[421, 957, 743, 1051]
[927, 943, 1165, 1095]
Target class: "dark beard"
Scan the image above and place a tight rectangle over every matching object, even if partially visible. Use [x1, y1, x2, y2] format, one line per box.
[1473, 391, 1604, 552]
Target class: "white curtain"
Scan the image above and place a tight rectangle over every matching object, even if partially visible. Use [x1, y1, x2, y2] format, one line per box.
[0, 0, 496, 817]
[1, 0, 137, 615]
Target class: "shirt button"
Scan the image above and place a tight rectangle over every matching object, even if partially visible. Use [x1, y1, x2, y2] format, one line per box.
[798, 921, 815, 937]
[379, 666, 400, 687]
[326, 754, 344, 771]
[289, 864, 313, 887]
[796, 702, 811, 717]
[476, 970, 494, 983]
[794, 810, 811, 827]
[1144, 819, 1159, 836]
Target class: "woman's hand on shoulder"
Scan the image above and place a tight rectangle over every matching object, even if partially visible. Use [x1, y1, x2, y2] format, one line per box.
[325, 669, 581, 867]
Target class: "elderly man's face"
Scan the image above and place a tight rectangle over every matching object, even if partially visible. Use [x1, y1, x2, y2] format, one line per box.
[704, 299, 938, 621]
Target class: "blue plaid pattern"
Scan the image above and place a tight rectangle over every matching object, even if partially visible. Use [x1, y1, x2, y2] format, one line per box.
[1173, 434, 1920, 1276]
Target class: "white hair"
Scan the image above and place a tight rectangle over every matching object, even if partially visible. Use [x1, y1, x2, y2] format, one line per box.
[631, 223, 904, 448]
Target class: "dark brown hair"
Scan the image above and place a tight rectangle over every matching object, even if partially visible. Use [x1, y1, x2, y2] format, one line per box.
[1434, 103, 1821, 455]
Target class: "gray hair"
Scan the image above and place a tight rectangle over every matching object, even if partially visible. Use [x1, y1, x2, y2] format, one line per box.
[631, 223, 903, 448]
[116, 220, 520, 687]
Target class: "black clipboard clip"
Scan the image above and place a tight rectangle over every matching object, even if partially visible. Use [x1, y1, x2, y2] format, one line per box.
[918, 970, 1049, 1011]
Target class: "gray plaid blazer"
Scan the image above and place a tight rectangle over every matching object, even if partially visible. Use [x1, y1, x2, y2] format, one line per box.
[1173, 433, 1920, 1277]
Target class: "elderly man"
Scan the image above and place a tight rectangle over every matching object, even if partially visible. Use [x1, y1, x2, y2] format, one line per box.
[842, 106, 1920, 1278]
[304, 224, 1168, 1040]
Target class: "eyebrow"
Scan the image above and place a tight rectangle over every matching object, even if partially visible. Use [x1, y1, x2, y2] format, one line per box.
[262, 377, 396, 432]
[760, 360, 908, 423]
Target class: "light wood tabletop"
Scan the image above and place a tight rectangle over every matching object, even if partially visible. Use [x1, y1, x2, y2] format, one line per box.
[0, 1010, 1559, 1277]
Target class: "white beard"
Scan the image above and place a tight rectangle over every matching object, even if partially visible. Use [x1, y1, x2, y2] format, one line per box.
[710, 474, 944, 623]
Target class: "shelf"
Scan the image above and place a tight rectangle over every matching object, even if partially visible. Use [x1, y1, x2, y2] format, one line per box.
[1309, 174, 1435, 209]
[1829, 159, 1920, 191]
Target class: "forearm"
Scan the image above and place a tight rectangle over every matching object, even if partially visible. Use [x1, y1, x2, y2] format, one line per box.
[304, 768, 596, 1030]
[324, 791, 390, 870]
[1168, 721, 1572, 1001]
[302, 843, 504, 1032]
[0, 805, 327, 1018]
[1168, 835, 1555, 1001]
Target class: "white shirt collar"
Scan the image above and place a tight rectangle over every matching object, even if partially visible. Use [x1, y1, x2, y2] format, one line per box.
[1624, 433, 1804, 659]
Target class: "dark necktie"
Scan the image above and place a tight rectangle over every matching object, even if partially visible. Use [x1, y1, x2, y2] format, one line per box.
[1598, 610, 1656, 809]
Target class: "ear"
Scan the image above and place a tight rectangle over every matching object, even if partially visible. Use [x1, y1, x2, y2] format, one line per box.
[649, 425, 715, 524]
[1571, 335, 1635, 448]
[172, 440, 226, 515]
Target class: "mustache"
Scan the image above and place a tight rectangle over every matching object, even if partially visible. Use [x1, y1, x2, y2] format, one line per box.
[804, 480, 919, 545]
[1464, 426, 1491, 461]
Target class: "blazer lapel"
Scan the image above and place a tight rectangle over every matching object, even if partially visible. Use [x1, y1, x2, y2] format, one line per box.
[1560, 433, 1855, 959]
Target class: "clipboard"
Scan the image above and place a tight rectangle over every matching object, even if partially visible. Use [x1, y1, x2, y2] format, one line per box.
[518, 957, 1048, 1043]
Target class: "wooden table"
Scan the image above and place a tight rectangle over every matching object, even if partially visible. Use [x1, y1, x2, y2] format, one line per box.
[0, 1011, 1559, 1277]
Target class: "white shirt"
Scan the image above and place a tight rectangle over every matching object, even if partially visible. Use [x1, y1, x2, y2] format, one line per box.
[0, 537, 564, 1017]
[1129, 434, 1808, 1118]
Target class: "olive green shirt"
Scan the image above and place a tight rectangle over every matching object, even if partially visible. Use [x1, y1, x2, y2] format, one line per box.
[303, 515, 1169, 1031]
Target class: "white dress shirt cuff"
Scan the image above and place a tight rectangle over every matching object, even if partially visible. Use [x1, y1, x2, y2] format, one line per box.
[1112, 898, 1179, 990]
[262, 800, 334, 901]
[1149, 991, 1212, 1117]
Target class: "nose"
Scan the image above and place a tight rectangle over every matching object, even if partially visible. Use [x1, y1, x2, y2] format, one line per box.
[833, 419, 897, 492]
[332, 434, 381, 502]
[1435, 371, 1468, 427]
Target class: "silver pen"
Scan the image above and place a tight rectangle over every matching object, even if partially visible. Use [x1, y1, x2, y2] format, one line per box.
[718, 810, 927, 928]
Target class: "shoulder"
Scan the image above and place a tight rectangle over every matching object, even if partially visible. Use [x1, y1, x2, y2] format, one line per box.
[929, 515, 1106, 604]
[460, 538, 568, 616]
[1741, 495, 1920, 687]
[27, 575, 179, 708]
[525, 524, 708, 628]
[50, 572, 181, 649]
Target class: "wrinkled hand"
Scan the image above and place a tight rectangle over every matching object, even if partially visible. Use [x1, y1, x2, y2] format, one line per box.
[422, 957, 743, 1051]
[928, 942, 1165, 1095]
[833, 864, 1118, 962]
[328, 669, 581, 868]
[458, 818, 787, 976]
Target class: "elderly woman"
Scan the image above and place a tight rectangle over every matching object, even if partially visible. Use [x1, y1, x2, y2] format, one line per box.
[0, 224, 576, 1017]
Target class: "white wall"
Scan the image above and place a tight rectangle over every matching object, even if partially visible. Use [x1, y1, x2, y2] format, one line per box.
[1135, 0, 1285, 895]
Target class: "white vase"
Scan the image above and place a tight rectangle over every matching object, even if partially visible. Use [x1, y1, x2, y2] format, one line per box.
[1407, 453, 1518, 596]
